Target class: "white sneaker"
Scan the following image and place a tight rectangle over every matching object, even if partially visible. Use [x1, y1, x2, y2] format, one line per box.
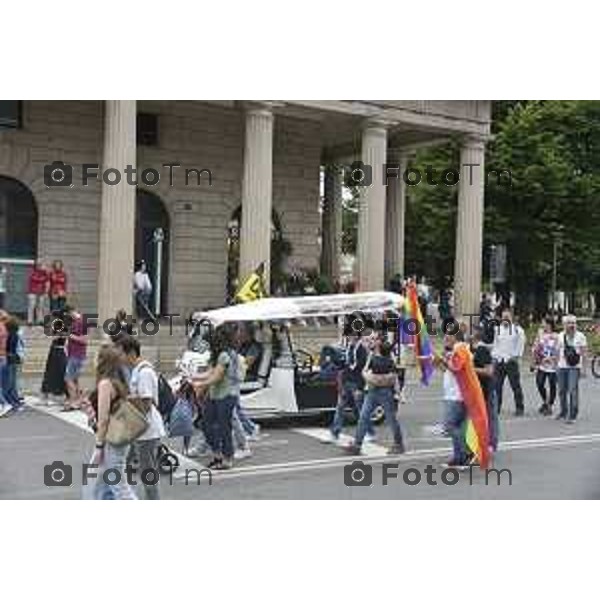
[247, 424, 261, 442]
[365, 433, 378, 444]
[234, 446, 252, 460]
[320, 431, 339, 444]
[0, 405, 12, 417]
[187, 442, 210, 458]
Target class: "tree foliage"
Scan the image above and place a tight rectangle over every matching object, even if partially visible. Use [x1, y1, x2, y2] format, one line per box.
[403, 100, 600, 311]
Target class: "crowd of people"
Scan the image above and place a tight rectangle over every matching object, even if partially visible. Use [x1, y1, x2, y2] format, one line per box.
[322, 303, 590, 469]
[79, 321, 266, 498]
[0, 263, 594, 495]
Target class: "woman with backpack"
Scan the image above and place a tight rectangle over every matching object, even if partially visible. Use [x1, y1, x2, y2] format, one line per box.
[194, 324, 241, 470]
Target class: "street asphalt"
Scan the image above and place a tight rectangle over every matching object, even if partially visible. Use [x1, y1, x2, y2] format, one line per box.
[2, 371, 600, 499]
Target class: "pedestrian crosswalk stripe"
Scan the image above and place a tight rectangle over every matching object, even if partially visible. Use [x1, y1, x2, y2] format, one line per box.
[292, 427, 389, 456]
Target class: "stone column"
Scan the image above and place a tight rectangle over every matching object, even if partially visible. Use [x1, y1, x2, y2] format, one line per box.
[357, 121, 388, 291]
[97, 100, 136, 324]
[320, 165, 343, 283]
[384, 150, 408, 285]
[239, 103, 274, 292]
[454, 135, 486, 317]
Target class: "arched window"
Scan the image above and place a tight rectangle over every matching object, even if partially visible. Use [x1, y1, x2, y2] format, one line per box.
[0, 176, 38, 314]
[0, 176, 38, 259]
[227, 206, 288, 299]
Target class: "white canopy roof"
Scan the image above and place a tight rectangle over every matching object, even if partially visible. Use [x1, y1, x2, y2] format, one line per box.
[194, 292, 404, 327]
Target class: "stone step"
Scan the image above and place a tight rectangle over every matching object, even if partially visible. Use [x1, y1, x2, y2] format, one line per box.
[19, 324, 341, 374]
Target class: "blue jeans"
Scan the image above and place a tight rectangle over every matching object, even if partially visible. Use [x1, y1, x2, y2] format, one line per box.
[445, 401, 468, 463]
[235, 397, 257, 435]
[331, 380, 374, 438]
[88, 443, 137, 500]
[0, 358, 21, 408]
[204, 395, 236, 459]
[558, 368, 580, 420]
[355, 387, 403, 448]
[486, 390, 499, 451]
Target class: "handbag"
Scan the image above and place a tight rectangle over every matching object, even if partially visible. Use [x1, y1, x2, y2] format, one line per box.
[563, 335, 581, 367]
[105, 395, 149, 447]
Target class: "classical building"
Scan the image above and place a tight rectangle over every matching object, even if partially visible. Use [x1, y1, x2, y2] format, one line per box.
[0, 100, 491, 320]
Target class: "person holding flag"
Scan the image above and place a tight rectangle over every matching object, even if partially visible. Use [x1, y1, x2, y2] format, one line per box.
[234, 262, 267, 304]
[403, 280, 435, 386]
[435, 332, 490, 469]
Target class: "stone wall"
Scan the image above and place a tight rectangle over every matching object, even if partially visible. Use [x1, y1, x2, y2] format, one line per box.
[0, 100, 323, 314]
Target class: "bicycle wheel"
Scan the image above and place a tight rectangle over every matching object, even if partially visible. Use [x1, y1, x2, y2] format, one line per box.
[592, 355, 600, 379]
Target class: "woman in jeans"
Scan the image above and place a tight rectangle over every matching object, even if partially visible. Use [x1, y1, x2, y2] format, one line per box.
[5, 315, 25, 412]
[86, 346, 137, 500]
[346, 334, 405, 456]
[195, 324, 240, 470]
[531, 318, 559, 415]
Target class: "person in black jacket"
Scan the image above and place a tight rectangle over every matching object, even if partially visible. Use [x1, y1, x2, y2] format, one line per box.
[41, 311, 68, 404]
[324, 331, 376, 444]
[471, 326, 498, 452]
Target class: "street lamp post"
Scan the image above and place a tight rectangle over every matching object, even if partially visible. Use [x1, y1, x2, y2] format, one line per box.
[551, 226, 564, 316]
[153, 227, 164, 317]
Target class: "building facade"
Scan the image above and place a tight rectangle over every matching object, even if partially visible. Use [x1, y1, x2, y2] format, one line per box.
[0, 100, 491, 320]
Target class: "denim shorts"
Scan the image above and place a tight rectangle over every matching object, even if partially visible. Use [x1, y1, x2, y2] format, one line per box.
[65, 357, 85, 381]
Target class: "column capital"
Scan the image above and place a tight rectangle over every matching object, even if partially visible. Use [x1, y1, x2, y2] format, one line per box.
[240, 100, 285, 116]
[461, 133, 489, 150]
[361, 118, 397, 133]
[386, 147, 411, 162]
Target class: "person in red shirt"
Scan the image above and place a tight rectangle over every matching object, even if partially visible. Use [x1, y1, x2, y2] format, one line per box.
[49, 260, 67, 312]
[27, 260, 49, 325]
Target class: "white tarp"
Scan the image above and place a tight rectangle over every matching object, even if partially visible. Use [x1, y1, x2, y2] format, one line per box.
[195, 292, 404, 327]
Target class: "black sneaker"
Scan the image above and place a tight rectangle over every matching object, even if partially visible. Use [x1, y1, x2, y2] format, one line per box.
[387, 444, 405, 455]
[514, 409, 525, 417]
[207, 457, 222, 469]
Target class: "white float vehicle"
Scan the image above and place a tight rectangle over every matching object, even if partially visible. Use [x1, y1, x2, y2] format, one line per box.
[169, 291, 405, 424]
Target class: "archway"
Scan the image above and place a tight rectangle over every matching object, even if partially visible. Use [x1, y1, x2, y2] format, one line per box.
[227, 205, 289, 299]
[135, 189, 170, 314]
[0, 176, 38, 314]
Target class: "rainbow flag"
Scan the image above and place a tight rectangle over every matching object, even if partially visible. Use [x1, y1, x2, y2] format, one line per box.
[452, 343, 490, 469]
[403, 282, 435, 385]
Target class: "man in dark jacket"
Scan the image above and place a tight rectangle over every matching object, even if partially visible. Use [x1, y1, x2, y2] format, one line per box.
[324, 331, 376, 444]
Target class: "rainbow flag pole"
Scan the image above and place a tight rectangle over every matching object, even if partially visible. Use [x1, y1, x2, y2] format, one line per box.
[403, 282, 435, 386]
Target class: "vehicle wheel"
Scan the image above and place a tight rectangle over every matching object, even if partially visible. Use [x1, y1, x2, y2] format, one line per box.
[370, 405, 385, 425]
[592, 355, 600, 379]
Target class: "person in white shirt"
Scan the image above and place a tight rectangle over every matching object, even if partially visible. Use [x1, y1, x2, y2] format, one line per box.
[133, 260, 153, 319]
[436, 333, 468, 468]
[556, 315, 588, 423]
[114, 334, 165, 499]
[491, 309, 526, 416]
